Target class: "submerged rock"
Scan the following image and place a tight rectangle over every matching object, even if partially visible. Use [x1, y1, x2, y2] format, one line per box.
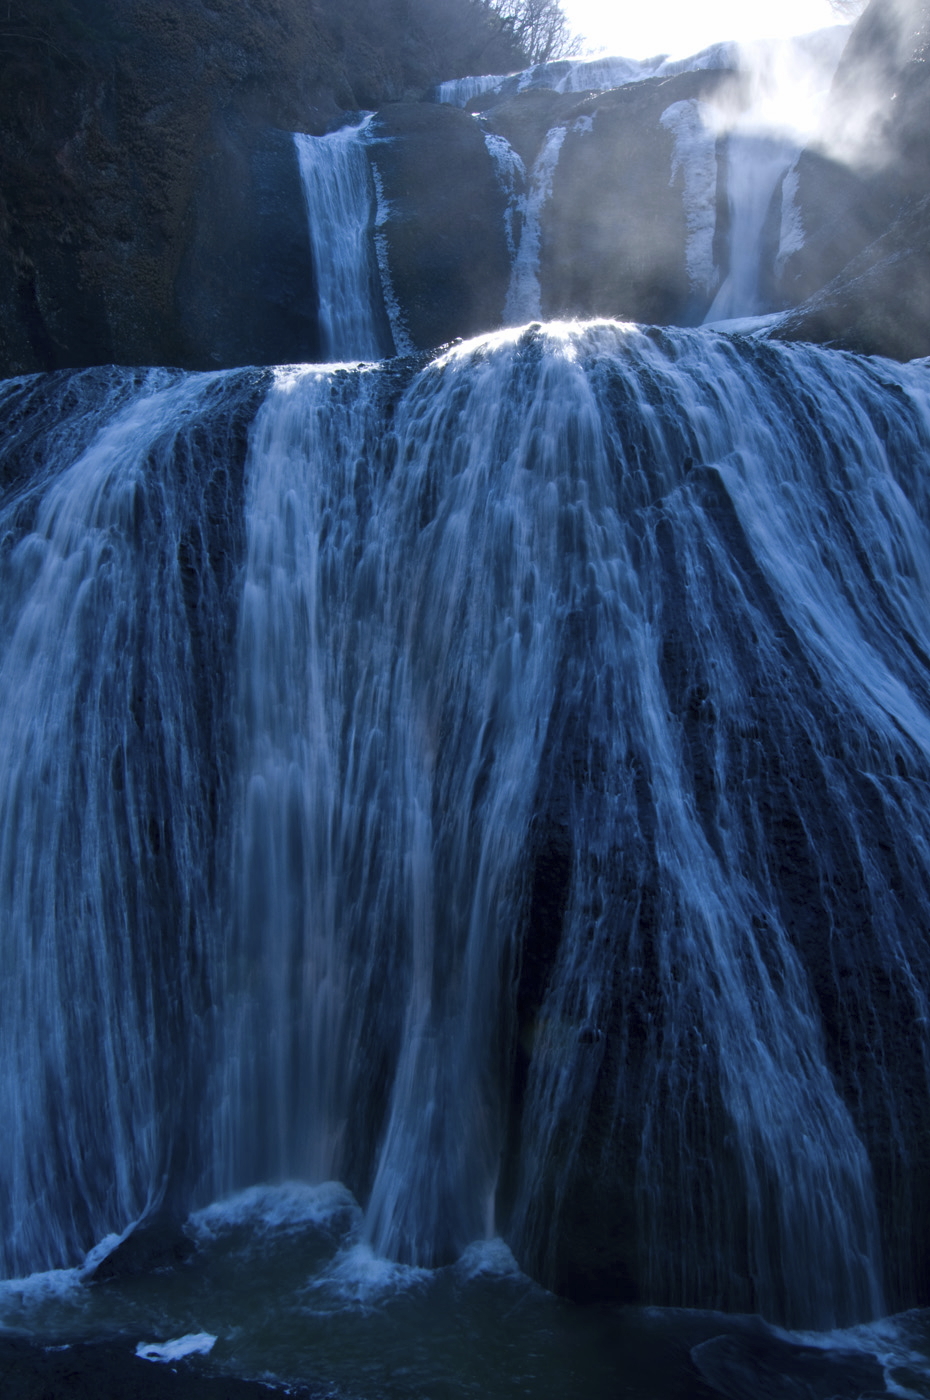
[691, 1330, 885, 1400]
[88, 1217, 195, 1284]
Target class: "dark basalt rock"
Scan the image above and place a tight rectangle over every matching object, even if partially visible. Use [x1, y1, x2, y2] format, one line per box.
[174, 123, 321, 369]
[691, 1331, 886, 1400]
[369, 102, 512, 350]
[779, 0, 930, 359]
[774, 195, 930, 360]
[0, 0, 348, 374]
[88, 1216, 196, 1284]
[0, 0, 528, 375]
[481, 87, 594, 169]
[537, 70, 735, 328]
[771, 149, 895, 314]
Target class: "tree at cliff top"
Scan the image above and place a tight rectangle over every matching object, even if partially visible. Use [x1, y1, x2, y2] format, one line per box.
[311, 0, 576, 84]
[485, 0, 579, 62]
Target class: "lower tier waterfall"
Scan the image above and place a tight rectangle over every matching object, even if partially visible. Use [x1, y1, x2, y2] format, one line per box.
[2, 324, 930, 1338]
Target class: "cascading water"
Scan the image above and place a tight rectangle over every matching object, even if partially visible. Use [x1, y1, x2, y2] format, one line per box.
[434, 43, 739, 108]
[503, 124, 572, 324]
[293, 119, 392, 361]
[0, 365, 260, 1278]
[4, 19, 930, 1389]
[703, 131, 799, 321]
[483, 130, 527, 264]
[4, 326, 930, 1348]
[703, 29, 849, 323]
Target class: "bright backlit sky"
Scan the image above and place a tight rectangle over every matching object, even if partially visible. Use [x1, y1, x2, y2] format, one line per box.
[561, 0, 847, 59]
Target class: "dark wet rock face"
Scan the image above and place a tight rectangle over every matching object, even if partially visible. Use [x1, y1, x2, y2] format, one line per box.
[88, 1217, 195, 1284]
[175, 124, 321, 369]
[772, 149, 894, 314]
[777, 194, 930, 361]
[537, 71, 734, 327]
[370, 103, 513, 351]
[692, 1330, 886, 1400]
[774, 0, 930, 359]
[0, 0, 526, 374]
[0, 0, 346, 373]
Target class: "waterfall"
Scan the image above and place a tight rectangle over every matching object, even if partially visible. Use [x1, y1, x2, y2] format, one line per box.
[293, 120, 391, 361]
[435, 72, 513, 107]
[503, 126, 570, 324]
[703, 29, 849, 324]
[433, 44, 740, 108]
[703, 131, 798, 320]
[3, 326, 930, 1331]
[0, 364, 259, 1276]
[483, 130, 527, 263]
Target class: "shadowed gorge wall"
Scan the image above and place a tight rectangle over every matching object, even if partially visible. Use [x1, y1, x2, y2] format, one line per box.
[774, 0, 930, 356]
[0, 0, 528, 374]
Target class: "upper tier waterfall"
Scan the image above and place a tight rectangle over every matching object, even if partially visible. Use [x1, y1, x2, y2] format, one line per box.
[407, 29, 852, 343]
[433, 42, 740, 108]
[293, 119, 392, 361]
[2, 324, 930, 1329]
[703, 30, 849, 324]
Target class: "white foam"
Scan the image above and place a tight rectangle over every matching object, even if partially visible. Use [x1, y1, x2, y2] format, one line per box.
[454, 1237, 522, 1281]
[189, 1181, 360, 1242]
[0, 1220, 151, 1317]
[435, 72, 514, 107]
[701, 312, 787, 336]
[303, 1242, 431, 1310]
[136, 1332, 216, 1363]
[0, 1264, 83, 1312]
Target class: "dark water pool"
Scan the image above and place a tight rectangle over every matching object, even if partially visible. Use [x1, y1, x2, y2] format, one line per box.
[2, 1184, 928, 1400]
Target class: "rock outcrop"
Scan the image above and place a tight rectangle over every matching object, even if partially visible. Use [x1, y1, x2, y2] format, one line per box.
[370, 102, 512, 350]
[535, 69, 735, 326]
[774, 0, 930, 358]
[369, 65, 737, 350]
[776, 193, 930, 361]
[0, 0, 526, 374]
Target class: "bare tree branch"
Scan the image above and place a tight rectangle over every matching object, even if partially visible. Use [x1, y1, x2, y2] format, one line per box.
[484, 0, 578, 64]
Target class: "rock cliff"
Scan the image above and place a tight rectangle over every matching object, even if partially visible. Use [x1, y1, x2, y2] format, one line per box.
[774, 0, 930, 358]
[0, 0, 524, 373]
